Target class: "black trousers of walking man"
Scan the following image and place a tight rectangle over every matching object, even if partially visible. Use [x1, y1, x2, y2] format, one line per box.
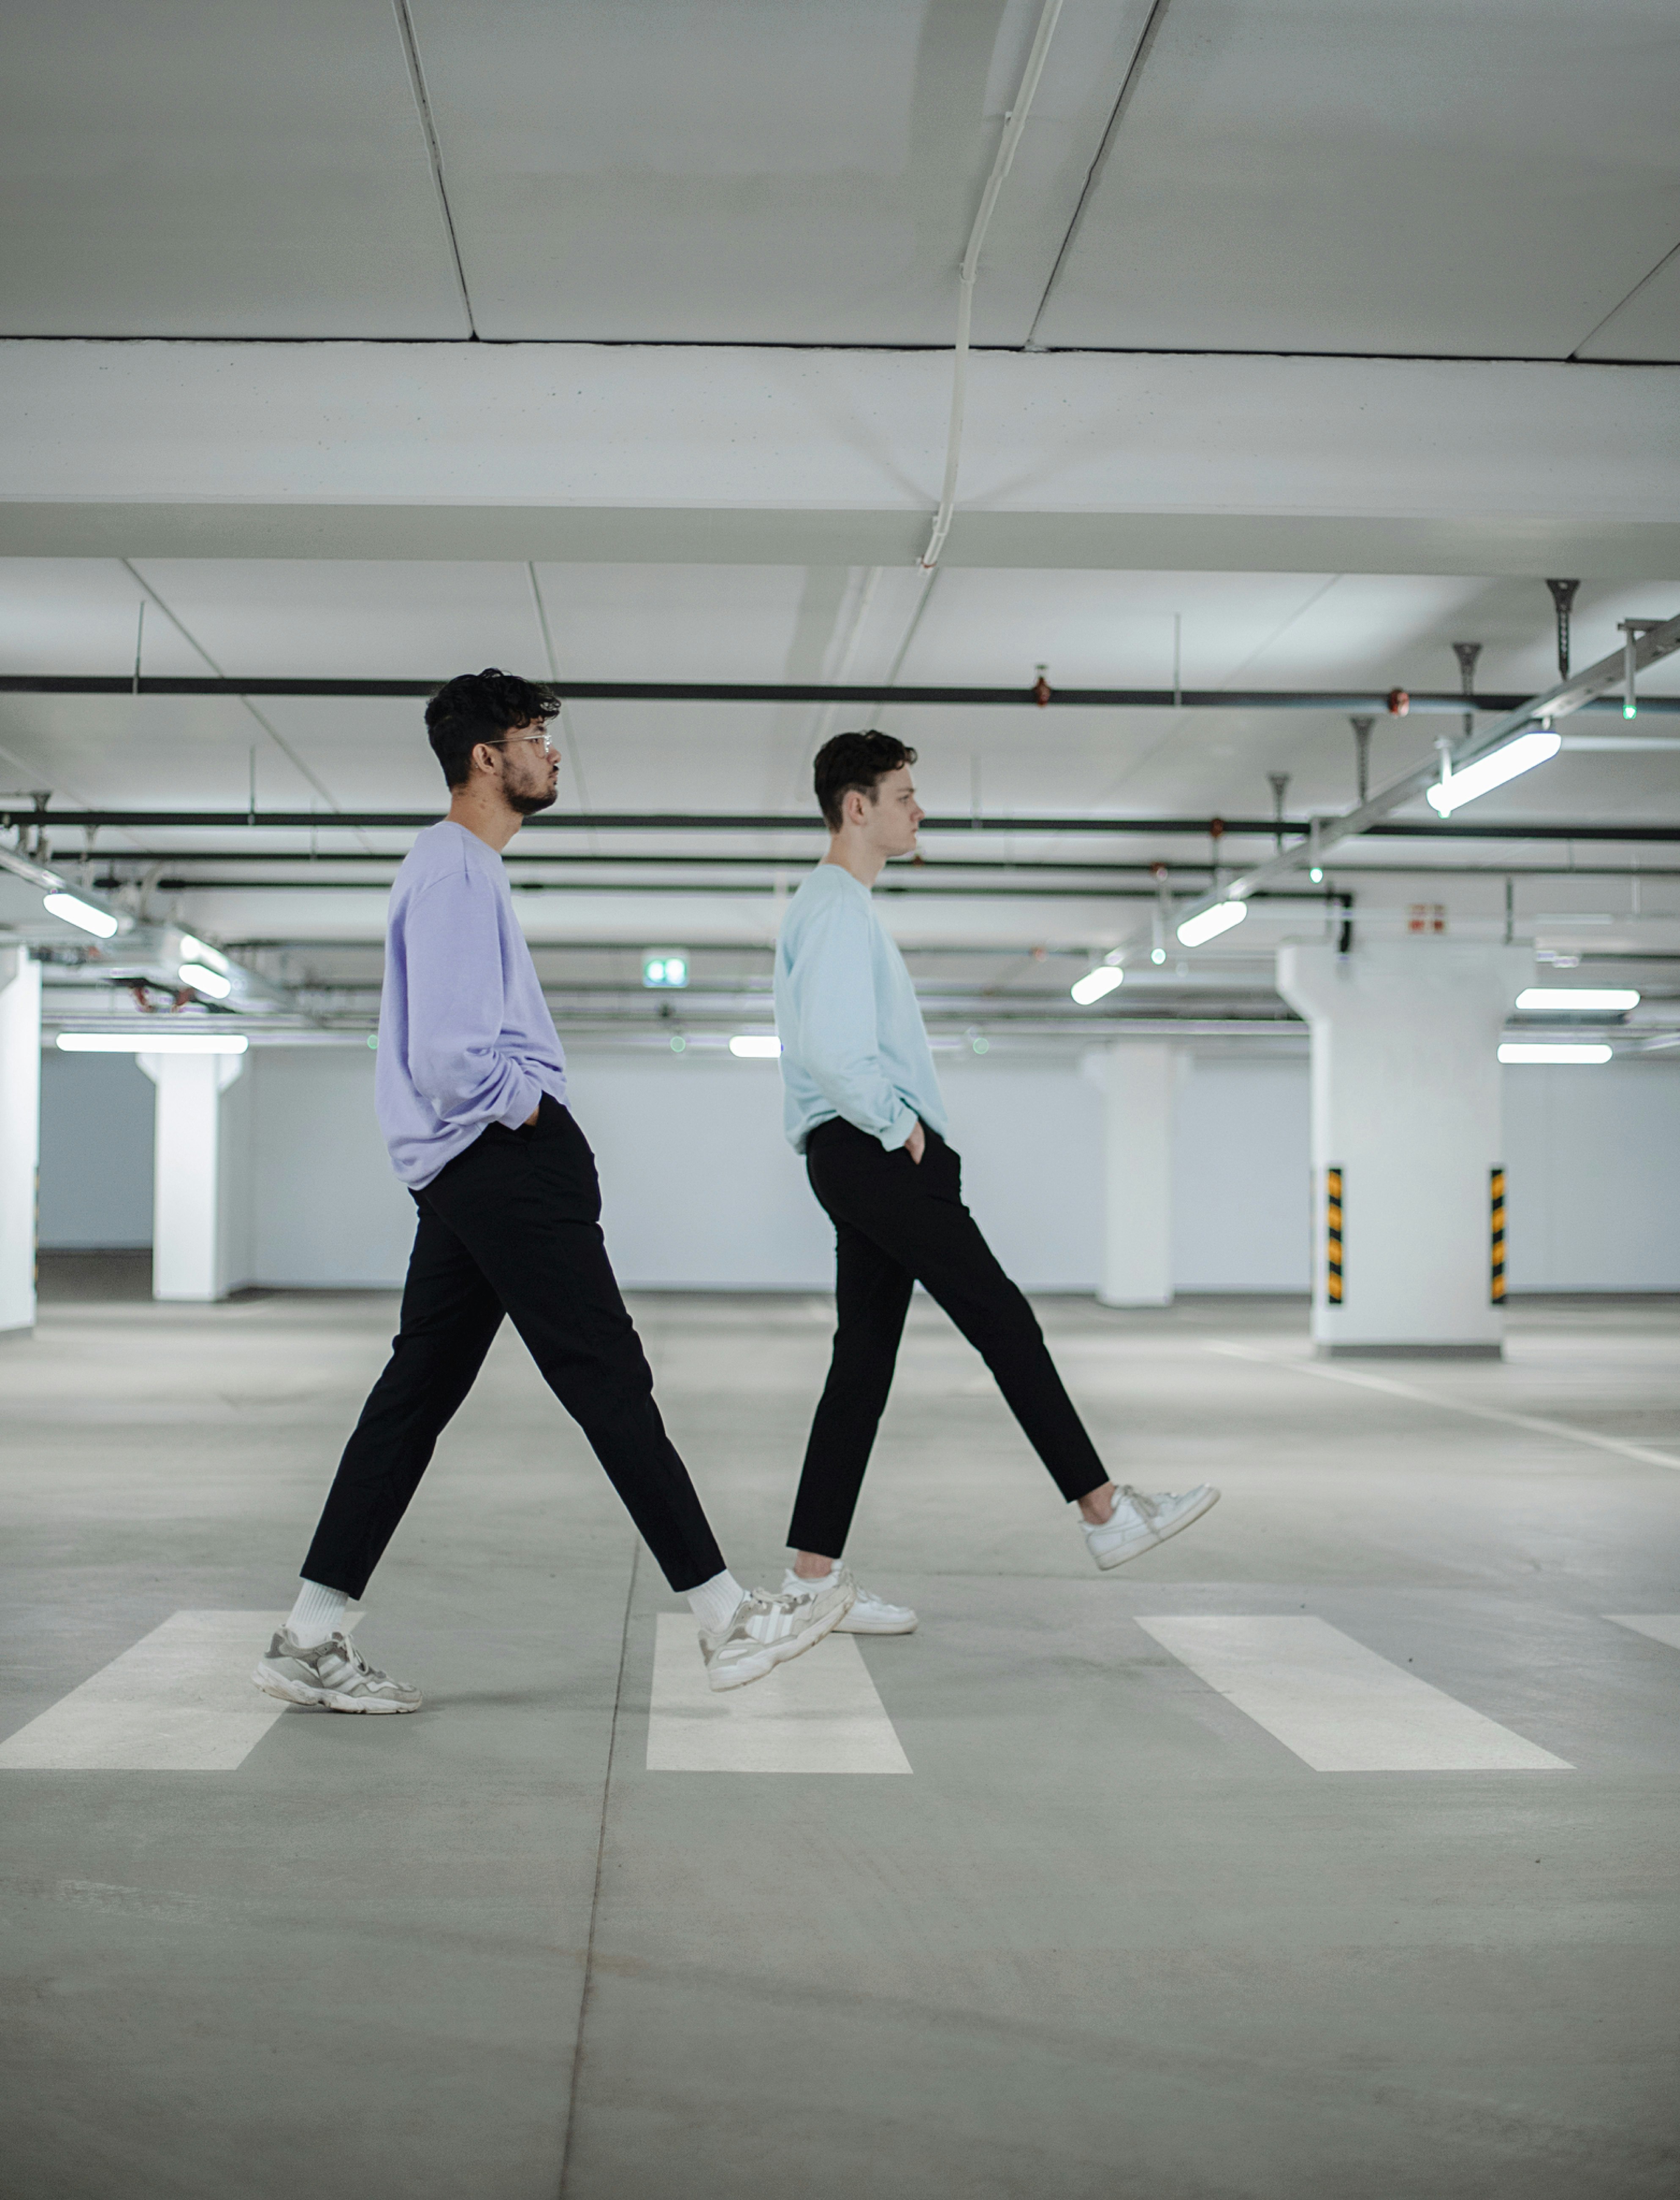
[303, 1097, 725, 1597]
[788, 1116, 1107, 1558]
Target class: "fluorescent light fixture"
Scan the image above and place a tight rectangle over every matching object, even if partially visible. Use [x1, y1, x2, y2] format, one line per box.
[1498, 1042, 1611, 1066]
[42, 890, 120, 939]
[177, 933, 228, 974]
[1515, 987, 1639, 1013]
[1070, 965, 1123, 1006]
[1177, 900, 1247, 948]
[728, 1034, 781, 1058]
[178, 961, 233, 999]
[58, 1031, 248, 1055]
[1425, 729, 1560, 816]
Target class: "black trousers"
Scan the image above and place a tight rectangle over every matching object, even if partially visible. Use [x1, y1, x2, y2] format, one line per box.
[302, 1097, 725, 1597]
[788, 1117, 1108, 1558]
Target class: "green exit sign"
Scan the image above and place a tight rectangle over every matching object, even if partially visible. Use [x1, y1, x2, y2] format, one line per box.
[642, 951, 689, 990]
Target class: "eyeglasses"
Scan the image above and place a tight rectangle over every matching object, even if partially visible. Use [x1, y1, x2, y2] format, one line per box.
[493, 732, 558, 755]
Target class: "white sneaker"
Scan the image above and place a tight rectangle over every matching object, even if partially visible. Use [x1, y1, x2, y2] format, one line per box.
[253, 1628, 423, 1713]
[1083, 1483, 1219, 1571]
[701, 1570, 856, 1692]
[782, 1571, 917, 1635]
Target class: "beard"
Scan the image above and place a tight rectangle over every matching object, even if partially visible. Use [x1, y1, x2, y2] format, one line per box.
[507, 782, 559, 816]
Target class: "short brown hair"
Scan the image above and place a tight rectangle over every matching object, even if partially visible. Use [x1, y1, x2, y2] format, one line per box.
[813, 729, 917, 831]
[425, 669, 559, 789]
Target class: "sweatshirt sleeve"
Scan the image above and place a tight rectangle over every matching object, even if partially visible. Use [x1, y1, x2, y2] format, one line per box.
[400, 868, 540, 1131]
[786, 894, 920, 1151]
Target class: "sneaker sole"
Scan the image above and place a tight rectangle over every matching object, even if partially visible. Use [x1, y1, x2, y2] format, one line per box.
[1092, 1485, 1221, 1571]
[707, 1584, 856, 1692]
[835, 1610, 919, 1635]
[252, 1663, 421, 1714]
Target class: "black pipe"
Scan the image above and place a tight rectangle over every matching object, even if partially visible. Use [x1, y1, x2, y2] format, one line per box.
[11, 808, 1680, 841]
[0, 673, 1672, 714]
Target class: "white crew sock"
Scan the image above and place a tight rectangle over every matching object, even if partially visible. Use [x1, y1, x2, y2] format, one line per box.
[782, 1565, 840, 1597]
[686, 1569, 746, 1634]
[286, 1579, 350, 1647]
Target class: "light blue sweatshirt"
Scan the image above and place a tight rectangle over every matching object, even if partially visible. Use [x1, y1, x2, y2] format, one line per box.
[375, 821, 569, 1188]
[773, 863, 949, 1154]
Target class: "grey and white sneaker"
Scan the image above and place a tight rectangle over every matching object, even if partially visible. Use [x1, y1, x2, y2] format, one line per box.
[782, 1571, 917, 1635]
[253, 1628, 423, 1714]
[1083, 1483, 1220, 1571]
[702, 1571, 856, 1692]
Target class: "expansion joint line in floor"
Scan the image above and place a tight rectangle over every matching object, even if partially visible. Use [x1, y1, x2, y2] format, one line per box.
[557, 1538, 640, 2197]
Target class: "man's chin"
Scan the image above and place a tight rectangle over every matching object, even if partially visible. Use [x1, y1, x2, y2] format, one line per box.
[508, 786, 559, 816]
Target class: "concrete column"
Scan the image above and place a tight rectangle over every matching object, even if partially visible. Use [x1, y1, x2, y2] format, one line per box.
[0, 949, 42, 1335]
[138, 1050, 252, 1301]
[1277, 942, 1529, 1355]
[1090, 1042, 1175, 1307]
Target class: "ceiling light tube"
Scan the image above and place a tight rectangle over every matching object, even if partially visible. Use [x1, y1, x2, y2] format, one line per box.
[57, 1031, 249, 1055]
[1498, 1043, 1611, 1065]
[1177, 900, 1248, 948]
[178, 962, 233, 999]
[1070, 966, 1123, 1006]
[1514, 987, 1639, 1013]
[1425, 729, 1561, 816]
[42, 890, 120, 939]
[728, 1034, 781, 1058]
[177, 933, 228, 974]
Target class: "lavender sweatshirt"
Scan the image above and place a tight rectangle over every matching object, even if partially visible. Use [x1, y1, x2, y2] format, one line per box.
[374, 820, 568, 1188]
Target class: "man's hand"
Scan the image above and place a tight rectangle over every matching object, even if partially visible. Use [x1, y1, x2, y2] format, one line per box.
[905, 1119, 925, 1165]
[524, 1103, 541, 1126]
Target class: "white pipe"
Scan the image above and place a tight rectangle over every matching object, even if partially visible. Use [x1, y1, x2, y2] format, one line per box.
[921, 0, 1065, 570]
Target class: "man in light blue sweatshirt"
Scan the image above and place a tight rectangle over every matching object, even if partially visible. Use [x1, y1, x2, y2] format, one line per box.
[254, 670, 851, 1711]
[774, 730, 1219, 1628]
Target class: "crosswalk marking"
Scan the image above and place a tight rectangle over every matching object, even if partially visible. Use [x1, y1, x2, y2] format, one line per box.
[1136, 1615, 1572, 1772]
[1605, 1614, 1680, 1651]
[0, 1612, 299, 1772]
[646, 1614, 912, 1774]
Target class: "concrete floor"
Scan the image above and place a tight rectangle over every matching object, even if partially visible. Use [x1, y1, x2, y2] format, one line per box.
[3, 1282, 1678, 2199]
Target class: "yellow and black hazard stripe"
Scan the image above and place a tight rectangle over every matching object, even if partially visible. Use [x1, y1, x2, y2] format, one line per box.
[1326, 1166, 1343, 1303]
[1490, 1167, 1505, 1304]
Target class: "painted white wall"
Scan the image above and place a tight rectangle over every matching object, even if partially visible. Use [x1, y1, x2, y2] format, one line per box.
[0, 951, 42, 1333]
[38, 1047, 154, 1248]
[245, 1048, 416, 1288]
[1504, 1059, 1680, 1291]
[1172, 1057, 1312, 1294]
[31, 1042, 1680, 1296]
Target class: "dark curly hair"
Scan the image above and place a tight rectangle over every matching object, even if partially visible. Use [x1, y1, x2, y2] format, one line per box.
[425, 668, 559, 790]
[812, 729, 917, 832]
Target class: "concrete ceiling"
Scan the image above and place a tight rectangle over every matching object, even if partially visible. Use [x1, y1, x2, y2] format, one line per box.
[0, 0, 1674, 357]
[1, 0, 1677, 1022]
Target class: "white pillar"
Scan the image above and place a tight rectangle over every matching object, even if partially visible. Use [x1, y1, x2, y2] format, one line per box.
[1277, 941, 1528, 1355]
[139, 1051, 252, 1301]
[1089, 1042, 1175, 1307]
[0, 949, 42, 1336]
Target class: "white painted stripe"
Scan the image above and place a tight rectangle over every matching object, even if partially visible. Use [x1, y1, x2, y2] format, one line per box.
[646, 1613, 912, 1774]
[1136, 1615, 1572, 1772]
[1605, 1614, 1680, 1651]
[0, 1611, 334, 1772]
[1207, 1341, 1680, 1472]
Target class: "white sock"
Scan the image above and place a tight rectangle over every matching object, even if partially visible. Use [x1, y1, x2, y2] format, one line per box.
[686, 1569, 745, 1634]
[286, 1579, 349, 1647]
[782, 1565, 840, 1596]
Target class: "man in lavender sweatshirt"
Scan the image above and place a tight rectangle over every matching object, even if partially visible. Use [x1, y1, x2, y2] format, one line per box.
[253, 670, 852, 1711]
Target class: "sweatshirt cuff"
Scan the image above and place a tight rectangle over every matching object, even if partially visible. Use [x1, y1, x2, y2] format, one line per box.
[497, 1075, 542, 1131]
[879, 1105, 920, 1153]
